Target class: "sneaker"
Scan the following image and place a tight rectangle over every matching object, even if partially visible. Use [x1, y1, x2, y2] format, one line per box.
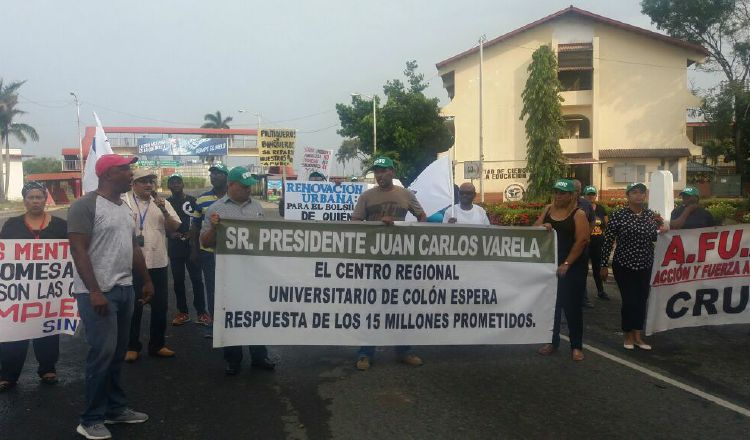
[76, 423, 112, 439]
[197, 313, 212, 326]
[399, 354, 424, 367]
[597, 292, 610, 301]
[356, 356, 370, 371]
[104, 408, 149, 424]
[171, 312, 191, 326]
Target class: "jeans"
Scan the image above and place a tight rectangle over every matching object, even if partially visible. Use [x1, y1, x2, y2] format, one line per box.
[200, 250, 216, 318]
[612, 262, 651, 332]
[358, 346, 412, 359]
[128, 266, 169, 353]
[0, 335, 59, 382]
[76, 285, 134, 426]
[551, 265, 586, 350]
[170, 253, 206, 315]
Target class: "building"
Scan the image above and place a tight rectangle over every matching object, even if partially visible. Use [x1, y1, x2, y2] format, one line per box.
[436, 6, 708, 201]
[2, 148, 26, 200]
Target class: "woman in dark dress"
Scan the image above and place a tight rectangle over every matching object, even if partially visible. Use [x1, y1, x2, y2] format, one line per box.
[0, 182, 68, 391]
[534, 179, 590, 361]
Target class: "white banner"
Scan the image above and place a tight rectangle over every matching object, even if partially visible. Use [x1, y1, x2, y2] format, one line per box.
[300, 147, 332, 176]
[0, 240, 79, 342]
[646, 225, 750, 335]
[213, 220, 557, 347]
[283, 180, 367, 222]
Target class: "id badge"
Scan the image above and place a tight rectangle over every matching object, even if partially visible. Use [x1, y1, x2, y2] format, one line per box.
[136, 234, 145, 247]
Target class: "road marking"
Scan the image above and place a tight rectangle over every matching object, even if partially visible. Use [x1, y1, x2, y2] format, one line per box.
[560, 335, 750, 418]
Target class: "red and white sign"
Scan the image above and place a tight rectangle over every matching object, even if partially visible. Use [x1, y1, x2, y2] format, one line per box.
[646, 225, 750, 335]
[0, 240, 79, 342]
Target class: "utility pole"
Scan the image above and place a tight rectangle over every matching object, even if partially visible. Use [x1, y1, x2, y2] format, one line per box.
[70, 92, 83, 194]
[478, 35, 486, 203]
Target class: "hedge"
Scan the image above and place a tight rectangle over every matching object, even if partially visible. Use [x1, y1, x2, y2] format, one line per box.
[482, 198, 749, 226]
[159, 176, 206, 189]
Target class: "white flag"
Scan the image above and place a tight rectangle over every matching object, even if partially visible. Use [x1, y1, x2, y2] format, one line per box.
[82, 112, 114, 193]
[405, 156, 453, 221]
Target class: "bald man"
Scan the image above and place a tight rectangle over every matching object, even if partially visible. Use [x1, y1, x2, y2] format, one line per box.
[443, 182, 490, 225]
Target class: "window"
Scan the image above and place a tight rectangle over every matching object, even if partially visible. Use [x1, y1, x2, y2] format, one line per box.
[558, 44, 593, 91]
[657, 159, 680, 182]
[613, 163, 646, 183]
[562, 115, 590, 139]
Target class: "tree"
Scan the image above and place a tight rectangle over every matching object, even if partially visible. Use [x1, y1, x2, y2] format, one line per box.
[23, 157, 62, 176]
[0, 79, 39, 201]
[335, 138, 366, 174]
[520, 45, 566, 201]
[336, 60, 453, 184]
[642, 0, 750, 186]
[201, 111, 233, 129]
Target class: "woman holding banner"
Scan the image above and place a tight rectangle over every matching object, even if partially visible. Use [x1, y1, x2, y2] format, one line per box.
[600, 182, 665, 351]
[0, 182, 67, 391]
[535, 179, 590, 362]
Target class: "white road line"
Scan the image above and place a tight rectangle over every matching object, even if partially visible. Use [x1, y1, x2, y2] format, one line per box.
[560, 335, 750, 418]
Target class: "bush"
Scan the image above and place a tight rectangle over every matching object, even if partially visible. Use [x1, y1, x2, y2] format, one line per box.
[160, 176, 206, 189]
[705, 201, 737, 225]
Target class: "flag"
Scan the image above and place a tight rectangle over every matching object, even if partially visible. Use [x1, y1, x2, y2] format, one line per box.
[405, 156, 453, 221]
[82, 112, 114, 193]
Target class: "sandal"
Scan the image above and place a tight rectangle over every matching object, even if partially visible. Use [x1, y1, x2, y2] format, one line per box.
[537, 344, 557, 356]
[572, 349, 585, 361]
[40, 373, 58, 385]
[0, 380, 16, 392]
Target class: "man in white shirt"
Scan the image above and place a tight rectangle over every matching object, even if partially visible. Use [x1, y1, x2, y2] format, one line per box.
[443, 182, 490, 225]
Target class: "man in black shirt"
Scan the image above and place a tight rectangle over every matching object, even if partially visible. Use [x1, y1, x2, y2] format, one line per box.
[166, 174, 208, 326]
[573, 179, 595, 308]
[670, 186, 715, 229]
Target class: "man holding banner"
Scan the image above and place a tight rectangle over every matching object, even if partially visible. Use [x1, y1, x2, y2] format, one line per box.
[200, 167, 275, 376]
[351, 157, 426, 371]
[68, 154, 154, 439]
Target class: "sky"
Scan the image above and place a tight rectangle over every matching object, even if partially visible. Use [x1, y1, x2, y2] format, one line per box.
[3, 0, 718, 175]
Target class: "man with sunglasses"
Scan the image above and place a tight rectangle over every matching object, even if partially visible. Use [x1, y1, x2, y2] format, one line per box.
[443, 182, 490, 225]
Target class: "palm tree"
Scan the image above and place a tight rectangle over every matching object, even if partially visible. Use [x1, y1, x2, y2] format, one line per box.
[201, 111, 233, 129]
[0, 79, 39, 201]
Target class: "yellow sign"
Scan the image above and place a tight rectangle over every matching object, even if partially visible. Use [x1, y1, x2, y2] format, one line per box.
[259, 129, 295, 167]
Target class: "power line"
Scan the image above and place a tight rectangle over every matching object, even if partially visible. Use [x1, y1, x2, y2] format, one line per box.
[18, 94, 74, 109]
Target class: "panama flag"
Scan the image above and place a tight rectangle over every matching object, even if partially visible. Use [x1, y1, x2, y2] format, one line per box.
[405, 155, 454, 221]
[82, 112, 114, 193]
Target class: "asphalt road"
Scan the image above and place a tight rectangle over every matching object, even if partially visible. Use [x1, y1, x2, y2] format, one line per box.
[1, 201, 749, 439]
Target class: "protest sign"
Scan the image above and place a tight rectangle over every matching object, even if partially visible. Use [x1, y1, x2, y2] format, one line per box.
[300, 147, 332, 176]
[259, 129, 295, 167]
[137, 138, 228, 156]
[283, 180, 367, 221]
[213, 220, 557, 347]
[0, 239, 79, 342]
[646, 225, 750, 335]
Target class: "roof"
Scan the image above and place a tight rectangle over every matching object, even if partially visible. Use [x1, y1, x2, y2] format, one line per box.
[599, 148, 691, 159]
[564, 152, 606, 164]
[687, 161, 716, 173]
[436, 6, 709, 69]
[25, 171, 81, 181]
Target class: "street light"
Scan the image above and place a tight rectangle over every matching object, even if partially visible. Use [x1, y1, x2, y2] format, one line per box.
[69, 92, 82, 173]
[351, 93, 377, 155]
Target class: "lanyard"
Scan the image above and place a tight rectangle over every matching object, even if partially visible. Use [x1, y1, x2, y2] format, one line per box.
[24, 214, 47, 240]
[132, 193, 151, 233]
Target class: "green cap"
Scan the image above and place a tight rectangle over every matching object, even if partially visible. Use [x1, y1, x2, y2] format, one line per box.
[626, 182, 647, 193]
[208, 163, 229, 174]
[680, 186, 700, 197]
[228, 166, 258, 186]
[583, 185, 597, 195]
[370, 156, 395, 169]
[167, 173, 183, 181]
[309, 171, 326, 180]
[552, 179, 575, 192]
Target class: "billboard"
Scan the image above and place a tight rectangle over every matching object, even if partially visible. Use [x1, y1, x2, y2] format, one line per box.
[137, 138, 228, 156]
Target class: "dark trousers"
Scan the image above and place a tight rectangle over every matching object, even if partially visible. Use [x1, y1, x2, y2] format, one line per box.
[128, 266, 169, 353]
[200, 250, 216, 318]
[552, 267, 585, 350]
[612, 262, 651, 332]
[223, 345, 268, 365]
[588, 237, 605, 293]
[170, 253, 206, 315]
[0, 335, 59, 382]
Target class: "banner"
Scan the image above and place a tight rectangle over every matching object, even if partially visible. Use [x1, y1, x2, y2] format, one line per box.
[300, 147, 332, 176]
[0, 240, 79, 342]
[213, 220, 557, 347]
[137, 138, 228, 156]
[646, 225, 750, 335]
[406, 156, 454, 220]
[283, 180, 367, 221]
[82, 112, 115, 193]
[259, 129, 295, 167]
